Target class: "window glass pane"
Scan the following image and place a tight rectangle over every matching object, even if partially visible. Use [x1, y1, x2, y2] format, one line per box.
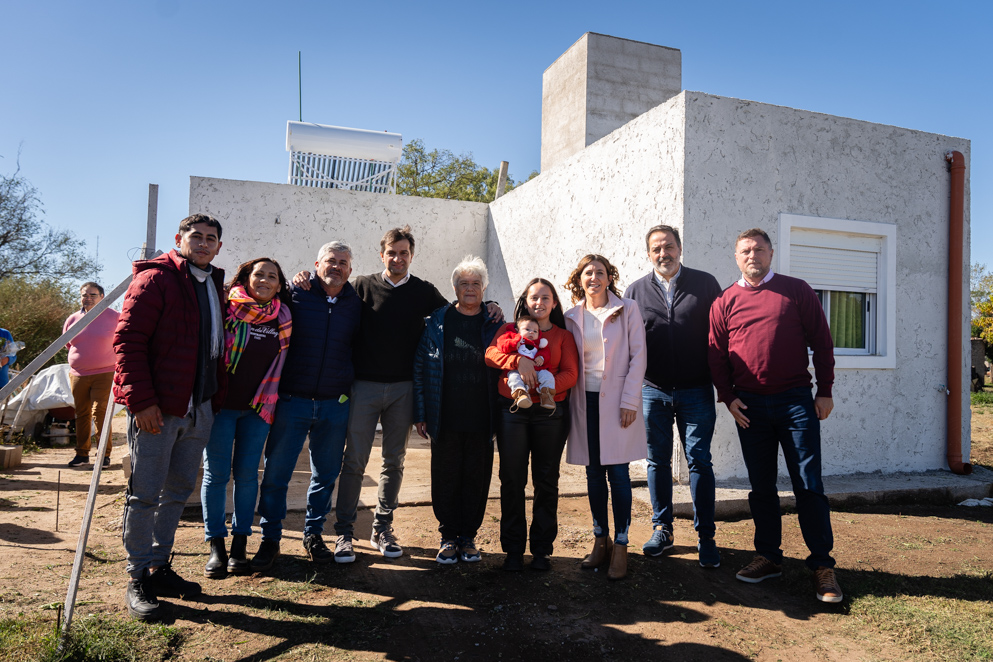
[828, 291, 865, 349]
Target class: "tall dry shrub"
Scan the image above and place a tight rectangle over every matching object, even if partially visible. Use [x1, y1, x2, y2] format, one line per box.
[0, 277, 76, 369]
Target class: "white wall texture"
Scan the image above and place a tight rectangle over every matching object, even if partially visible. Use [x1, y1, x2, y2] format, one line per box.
[680, 91, 971, 478]
[490, 93, 686, 312]
[189, 176, 489, 298]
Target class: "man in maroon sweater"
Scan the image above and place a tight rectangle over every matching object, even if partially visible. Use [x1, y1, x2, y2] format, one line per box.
[708, 228, 843, 603]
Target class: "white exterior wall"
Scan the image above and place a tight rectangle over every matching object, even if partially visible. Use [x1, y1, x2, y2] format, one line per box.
[490, 93, 686, 312]
[189, 177, 489, 295]
[682, 92, 971, 477]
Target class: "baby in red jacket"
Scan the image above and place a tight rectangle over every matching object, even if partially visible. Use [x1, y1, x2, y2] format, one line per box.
[495, 315, 556, 412]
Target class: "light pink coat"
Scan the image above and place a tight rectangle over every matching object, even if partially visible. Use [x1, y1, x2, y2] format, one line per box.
[565, 291, 648, 466]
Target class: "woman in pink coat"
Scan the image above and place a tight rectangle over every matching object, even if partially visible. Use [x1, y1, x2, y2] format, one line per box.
[564, 254, 647, 580]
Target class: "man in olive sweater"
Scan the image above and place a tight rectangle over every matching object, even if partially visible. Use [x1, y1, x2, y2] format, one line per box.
[708, 228, 842, 603]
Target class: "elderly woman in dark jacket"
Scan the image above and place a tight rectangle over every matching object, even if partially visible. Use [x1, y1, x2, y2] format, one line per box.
[414, 256, 503, 565]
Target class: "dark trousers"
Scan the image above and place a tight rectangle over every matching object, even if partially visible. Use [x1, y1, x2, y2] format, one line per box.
[496, 397, 570, 556]
[735, 387, 835, 570]
[584, 392, 632, 545]
[431, 429, 494, 541]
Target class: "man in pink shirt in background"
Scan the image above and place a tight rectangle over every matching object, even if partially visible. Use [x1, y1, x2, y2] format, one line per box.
[64, 281, 120, 468]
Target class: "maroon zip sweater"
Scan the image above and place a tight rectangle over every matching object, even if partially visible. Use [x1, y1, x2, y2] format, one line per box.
[708, 273, 834, 404]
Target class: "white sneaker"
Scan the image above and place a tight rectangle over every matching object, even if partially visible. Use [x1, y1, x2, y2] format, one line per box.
[371, 529, 403, 558]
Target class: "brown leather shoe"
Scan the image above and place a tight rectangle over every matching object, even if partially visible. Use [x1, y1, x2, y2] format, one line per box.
[581, 536, 612, 569]
[607, 543, 628, 580]
[539, 387, 556, 411]
[735, 555, 782, 583]
[509, 389, 532, 413]
[814, 566, 843, 603]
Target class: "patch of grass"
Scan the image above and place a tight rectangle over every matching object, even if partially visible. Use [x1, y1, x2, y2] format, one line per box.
[844, 569, 993, 660]
[970, 390, 993, 408]
[0, 613, 181, 662]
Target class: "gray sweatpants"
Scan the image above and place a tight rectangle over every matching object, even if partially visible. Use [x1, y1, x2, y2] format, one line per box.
[334, 380, 413, 536]
[122, 402, 213, 577]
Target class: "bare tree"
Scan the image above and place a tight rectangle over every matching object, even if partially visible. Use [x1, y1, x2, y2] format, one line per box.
[0, 162, 100, 282]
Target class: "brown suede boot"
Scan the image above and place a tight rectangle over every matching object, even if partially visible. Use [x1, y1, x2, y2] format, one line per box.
[607, 543, 628, 580]
[509, 388, 532, 413]
[581, 536, 612, 569]
[539, 387, 556, 411]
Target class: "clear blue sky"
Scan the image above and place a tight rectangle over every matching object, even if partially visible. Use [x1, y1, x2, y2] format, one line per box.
[2, 1, 990, 291]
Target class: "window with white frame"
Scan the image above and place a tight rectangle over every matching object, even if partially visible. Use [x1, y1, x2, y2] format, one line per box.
[778, 214, 896, 369]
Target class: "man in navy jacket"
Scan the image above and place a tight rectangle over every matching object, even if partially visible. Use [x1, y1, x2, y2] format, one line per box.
[623, 225, 723, 568]
[252, 240, 361, 571]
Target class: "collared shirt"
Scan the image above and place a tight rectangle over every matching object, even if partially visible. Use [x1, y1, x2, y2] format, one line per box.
[736, 270, 775, 288]
[382, 270, 411, 288]
[653, 265, 682, 309]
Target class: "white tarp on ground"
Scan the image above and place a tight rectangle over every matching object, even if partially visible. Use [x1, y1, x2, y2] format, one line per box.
[1, 364, 123, 432]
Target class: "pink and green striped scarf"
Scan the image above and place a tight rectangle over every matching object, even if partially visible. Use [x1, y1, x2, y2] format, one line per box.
[224, 285, 292, 424]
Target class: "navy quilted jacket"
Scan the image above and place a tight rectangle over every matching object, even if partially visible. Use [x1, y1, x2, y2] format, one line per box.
[278, 276, 361, 399]
[413, 304, 503, 441]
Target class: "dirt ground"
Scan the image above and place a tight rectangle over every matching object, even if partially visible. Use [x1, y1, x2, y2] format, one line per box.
[1, 413, 992, 661]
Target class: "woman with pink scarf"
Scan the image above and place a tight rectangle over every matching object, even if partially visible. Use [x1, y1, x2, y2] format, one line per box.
[201, 258, 293, 578]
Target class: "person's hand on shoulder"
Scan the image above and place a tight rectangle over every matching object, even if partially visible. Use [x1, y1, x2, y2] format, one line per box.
[293, 271, 312, 290]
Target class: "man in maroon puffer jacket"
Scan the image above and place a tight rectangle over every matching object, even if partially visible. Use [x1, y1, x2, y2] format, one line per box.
[113, 214, 227, 621]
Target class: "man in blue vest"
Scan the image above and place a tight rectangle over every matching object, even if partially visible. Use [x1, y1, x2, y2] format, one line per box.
[252, 240, 361, 571]
[624, 225, 723, 568]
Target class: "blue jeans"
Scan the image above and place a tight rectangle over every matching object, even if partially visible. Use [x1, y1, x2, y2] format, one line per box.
[735, 387, 834, 570]
[201, 408, 271, 539]
[642, 384, 717, 539]
[584, 392, 632, 545]
[257, 394, 349, 541]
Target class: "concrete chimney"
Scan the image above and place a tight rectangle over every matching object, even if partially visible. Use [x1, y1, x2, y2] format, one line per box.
[541, 33, 681, 172]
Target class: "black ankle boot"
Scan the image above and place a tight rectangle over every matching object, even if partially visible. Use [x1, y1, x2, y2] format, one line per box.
[228, 534, 251, 575]
[204, 537, 228, 579]
[252, 539, 280, 573]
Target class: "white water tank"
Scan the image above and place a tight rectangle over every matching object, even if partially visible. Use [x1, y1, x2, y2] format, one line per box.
[285, 121, 402, 162]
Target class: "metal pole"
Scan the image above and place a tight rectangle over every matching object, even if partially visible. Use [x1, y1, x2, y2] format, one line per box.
[494, 161, 509, 200]
[0, 277, 133, 403]
[145, 184, 158, 260]
[298, 51, 302, 122]
[60, 388, 116, 639]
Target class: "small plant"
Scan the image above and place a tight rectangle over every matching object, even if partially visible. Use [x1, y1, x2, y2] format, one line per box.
[970, 389, 993, 408]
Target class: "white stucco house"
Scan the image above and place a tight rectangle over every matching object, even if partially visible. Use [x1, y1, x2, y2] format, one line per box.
[192, 32, 971, 481]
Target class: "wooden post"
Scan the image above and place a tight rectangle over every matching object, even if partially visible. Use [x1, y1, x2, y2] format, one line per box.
[494, 161, 509, 200]
[60, 389, 117, 638]
[145, 184, 158, 259]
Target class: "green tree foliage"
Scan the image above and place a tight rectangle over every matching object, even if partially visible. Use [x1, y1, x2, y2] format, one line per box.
[0, 277, 76, 368]
[395, 139, 538, 202]
[0, 167, 100, 282]
[971, 263, 993, 361]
